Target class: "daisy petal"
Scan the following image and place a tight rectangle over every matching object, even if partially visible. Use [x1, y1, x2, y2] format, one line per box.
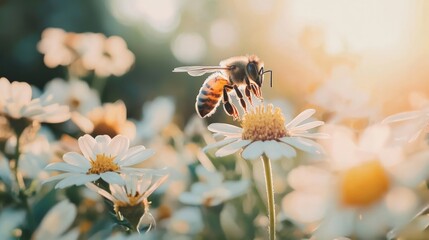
[382, 111, 422, 124]
[278, 142, 297, 158]
[55, 174, 99, 189]
[107, 135, 130, 160]
[94, 135, 111, 154]
[359, 124, 390, 153]
[288, 166, 332, 191]
[203, 138, 238, 152]
[120, 149, 155, 167]
[86, 183, 115, 202]
[293, 132, 330, 139]
[43, 173, 73, 185]
[63, 152, 90, 169]
[33, 200, 77, 240]
[291, 120, 324, 131]
[314, 209, 355, 240]
[208, 123, 242, 134]
[286, 109, 316, 129]
[179, 192, 203, 205]
[280, 137, 324, 154]
[241, 141, 264, 160]
[215, 140, 251, 157]
[45, 162, 87, 173]
[262, 141, 284, 161]
[282, 191, 328, 223]
[78, 135, 96, 160]
[101, 172, 125, 185]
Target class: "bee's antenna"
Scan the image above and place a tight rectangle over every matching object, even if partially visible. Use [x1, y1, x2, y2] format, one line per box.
[263, 70, 273, 87]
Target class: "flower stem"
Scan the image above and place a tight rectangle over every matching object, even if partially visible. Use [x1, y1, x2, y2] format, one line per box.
[261, 154, 276, 240]
[11, 134, 34, 230]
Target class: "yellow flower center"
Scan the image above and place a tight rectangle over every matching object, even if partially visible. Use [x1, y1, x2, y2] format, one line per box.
[87, 154, 119, 174]
[241, 104, 287, 141]
[340, 160, 390, 207]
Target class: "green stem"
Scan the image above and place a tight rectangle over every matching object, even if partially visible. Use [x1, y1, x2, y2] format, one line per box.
[261, 154, 276, 240]
[12, 135, 34, 230]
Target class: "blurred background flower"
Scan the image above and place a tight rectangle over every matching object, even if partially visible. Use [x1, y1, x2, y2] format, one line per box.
[3, 1, 429, 239]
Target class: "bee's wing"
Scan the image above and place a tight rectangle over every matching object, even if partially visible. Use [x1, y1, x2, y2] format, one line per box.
[172, 66, 229, 77]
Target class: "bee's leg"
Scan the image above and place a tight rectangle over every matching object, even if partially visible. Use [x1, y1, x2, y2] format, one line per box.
[251, 84, 263, 101]
[233, 85, 247, 112]
[223, 85, 239, 120]
[244, 77, 254, 106]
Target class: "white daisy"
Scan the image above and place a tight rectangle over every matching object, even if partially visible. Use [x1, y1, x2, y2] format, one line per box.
[0, 77, 70, 124]
[282, 124, 429, 239]
[44, 134, 155, 188]
[44, 78, 100, 115]
[204, 104, 327, 161]
[72, 100, 136, 140]
[179, 165, 249, 207]
[86, 172, 168, 232]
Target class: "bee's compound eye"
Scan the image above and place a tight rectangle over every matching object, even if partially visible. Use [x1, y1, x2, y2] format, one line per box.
[246, 62, 258, 82]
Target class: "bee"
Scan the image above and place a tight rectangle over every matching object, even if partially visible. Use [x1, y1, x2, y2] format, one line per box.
[173, 55, 272, 120]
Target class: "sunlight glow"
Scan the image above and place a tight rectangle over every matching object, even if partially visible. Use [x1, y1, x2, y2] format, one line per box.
[288, 0, 415, 52]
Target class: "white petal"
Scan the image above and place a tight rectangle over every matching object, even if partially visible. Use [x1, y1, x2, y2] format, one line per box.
[314, 209, 355, 240]
[110, 184, 129, 203]
[208, 123, 242, 134]
[120, 149, 155, 167]
[143, 175, 168, 197]
[107, 135, 130, 160]
[382, 110, 423, 124]
[278, 142, 297, 158]
[389, 150, 429, 187]
[101, 172, 125, 185]
[224, 179, 249, 195]
[282, 191, 328, 223]
[179, 192, 203, 205]
[42, 173, 72, 185]
[85, 183, 115, 202]
[78, 135, 96, 160]
[56, 228, 79, 240]
[33, 200, 77, 240]
[280, 137, 324, 154]
[359, 124, 391, 153]
[241, 141, 264, 160]
[354, 203, 389, 239]
[63, 152, 90, 169]
[203, 138, 238, 152]
[94, 135, 111, 154]
[288, 166, 332, 192]
[55, 174, 99, 189]
[292, 132, 330, 139]
[215, 140, 251, 157]
[291, 120, 324, 132]
[286, 109, 316, 129]
[262, 141, 284, 161]
[45, 162, 87, 173]
[385, 187, 419, 228]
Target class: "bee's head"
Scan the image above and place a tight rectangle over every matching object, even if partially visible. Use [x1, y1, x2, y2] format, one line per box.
[246, 56, 272, 88]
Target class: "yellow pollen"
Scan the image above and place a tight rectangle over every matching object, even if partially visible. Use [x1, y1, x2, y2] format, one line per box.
[341, 160, 390, 207]
[241, 104, 287, 141]
[87, 154, 119, 174]
[114, 192, 143, 208]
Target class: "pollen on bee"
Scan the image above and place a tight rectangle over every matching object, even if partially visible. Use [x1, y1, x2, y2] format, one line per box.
[241, 104, 287, 141]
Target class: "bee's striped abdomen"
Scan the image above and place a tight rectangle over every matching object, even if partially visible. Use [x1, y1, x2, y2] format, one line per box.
[195, 73, 228, 118]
